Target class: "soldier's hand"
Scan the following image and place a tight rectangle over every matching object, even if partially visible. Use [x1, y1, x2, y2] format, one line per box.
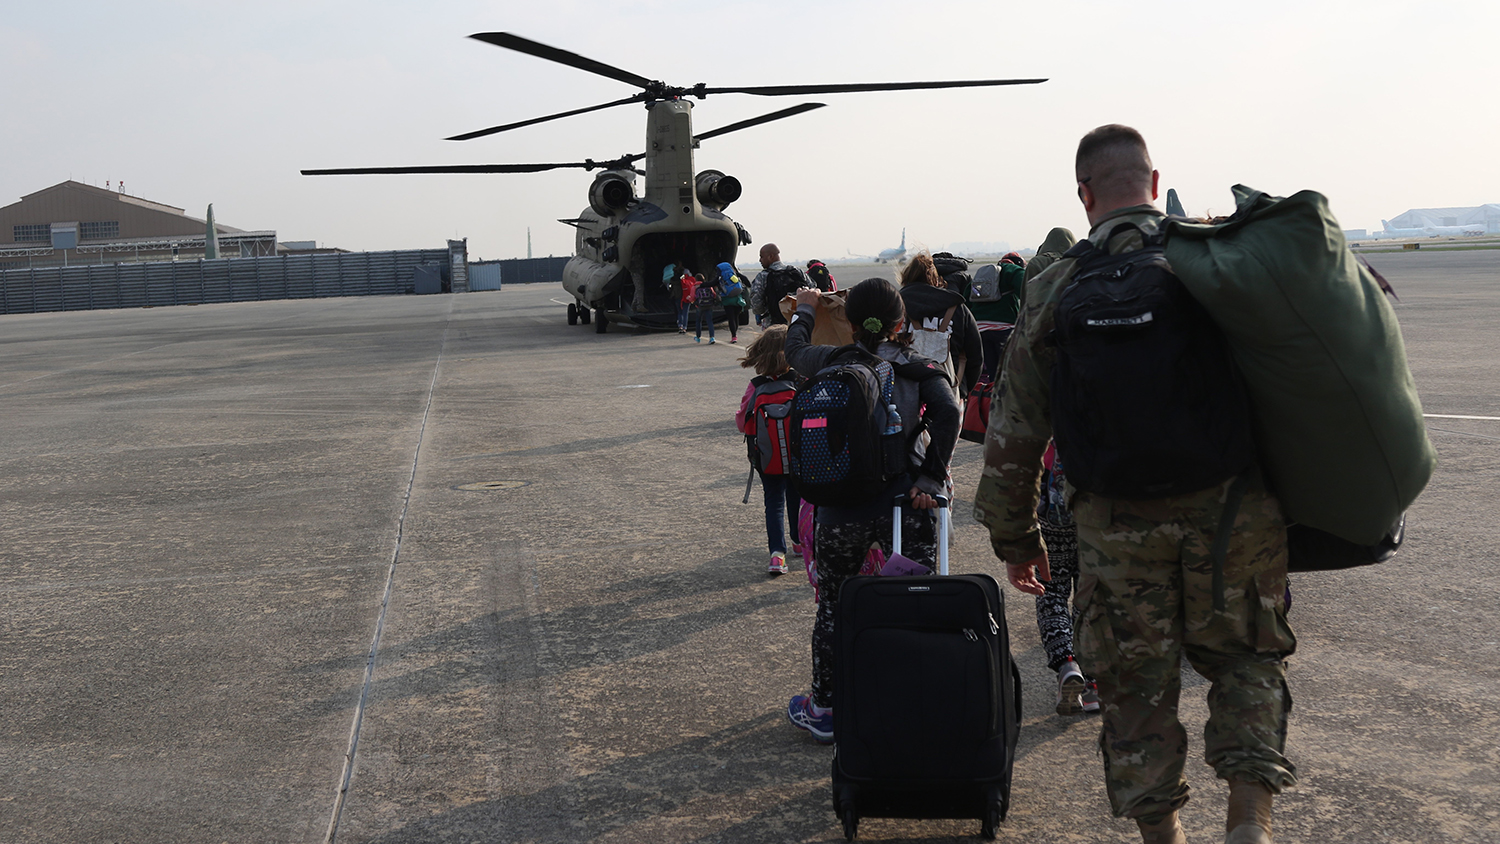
[794, 288, 821, 307]
[1006, 553, 1051, 596]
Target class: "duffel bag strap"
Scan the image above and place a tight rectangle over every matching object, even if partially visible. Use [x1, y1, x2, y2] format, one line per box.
[1210, 472, 1252, 612]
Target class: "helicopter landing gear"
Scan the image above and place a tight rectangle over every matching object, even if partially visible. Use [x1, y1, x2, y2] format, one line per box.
[594, 309, 607, 333]
[579, 305, 591, 324]
[567, 302, 578, 325]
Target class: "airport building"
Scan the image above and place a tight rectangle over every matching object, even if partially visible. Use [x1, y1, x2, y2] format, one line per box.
[1383, 204, 1500, 234]
[0, 181, 279, 270]
[0, 180, 578, 316]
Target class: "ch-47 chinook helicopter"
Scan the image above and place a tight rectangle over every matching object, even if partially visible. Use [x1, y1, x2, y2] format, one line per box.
[303, 32, 1044, 332]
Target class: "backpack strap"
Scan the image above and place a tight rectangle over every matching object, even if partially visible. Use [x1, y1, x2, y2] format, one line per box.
[1062, 239, 1096, 259]
[937, 305, 957, 332]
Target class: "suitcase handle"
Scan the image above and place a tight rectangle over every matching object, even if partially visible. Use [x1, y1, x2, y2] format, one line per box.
[891, 494, 950, 575]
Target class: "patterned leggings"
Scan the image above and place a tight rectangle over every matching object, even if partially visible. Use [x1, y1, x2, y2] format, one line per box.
[1036, 516, 1087, 673]
[808, 509, 937, 709]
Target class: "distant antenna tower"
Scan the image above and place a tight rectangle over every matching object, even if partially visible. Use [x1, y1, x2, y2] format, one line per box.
[527, 227, 532, 259]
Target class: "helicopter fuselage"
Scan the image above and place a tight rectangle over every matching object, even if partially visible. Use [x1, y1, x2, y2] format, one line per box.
[562, 99, 747, 331]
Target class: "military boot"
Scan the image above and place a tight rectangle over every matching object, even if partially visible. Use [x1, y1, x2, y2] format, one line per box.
[1225, 778, 1274, 844]
[1136, 810, 1187, 844]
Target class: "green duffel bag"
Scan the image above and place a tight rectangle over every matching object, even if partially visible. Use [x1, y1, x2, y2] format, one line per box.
[1163, 185, 1435, 545]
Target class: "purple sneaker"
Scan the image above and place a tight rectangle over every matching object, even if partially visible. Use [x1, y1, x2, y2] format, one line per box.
[787, 694, 834, 744]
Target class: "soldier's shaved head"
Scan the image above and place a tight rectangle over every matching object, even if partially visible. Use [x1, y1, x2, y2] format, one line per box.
[760, 243, 780, 268]
[1074, 124, 1159, 225]
[1076, 124, 1153, 194]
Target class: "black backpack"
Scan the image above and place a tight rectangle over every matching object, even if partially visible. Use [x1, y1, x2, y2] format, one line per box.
[1048, 226, 1255, 499]
[764, 266, 808, 311]
[789, 347, 942, 506]
[806, 261, 835, 292]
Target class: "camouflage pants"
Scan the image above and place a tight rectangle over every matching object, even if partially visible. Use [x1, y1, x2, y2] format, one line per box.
[1072, 473, 1297, 821]
[808, 509, 936, 709]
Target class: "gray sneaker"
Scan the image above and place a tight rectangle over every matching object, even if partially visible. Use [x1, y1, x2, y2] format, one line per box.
[1056, 661, 1087, 715]
[1081, 680, 1101, 714]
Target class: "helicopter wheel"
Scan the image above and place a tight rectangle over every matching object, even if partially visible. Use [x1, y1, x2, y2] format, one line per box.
[594, 309, 607, 333]
[567, 303, 578, 325]
[579, 305, 591, 325]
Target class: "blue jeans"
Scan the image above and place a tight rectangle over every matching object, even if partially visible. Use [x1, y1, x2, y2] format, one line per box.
[695, 305, 715, 339]
[677, 302, 691, 330]
[762, 473, 801, 555]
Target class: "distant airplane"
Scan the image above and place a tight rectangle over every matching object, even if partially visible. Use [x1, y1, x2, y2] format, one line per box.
[1379, 219, 1486, 238]
[849, 229, 907, 263]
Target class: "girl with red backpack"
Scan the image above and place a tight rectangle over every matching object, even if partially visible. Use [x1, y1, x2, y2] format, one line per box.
[736, 324, 804, 574]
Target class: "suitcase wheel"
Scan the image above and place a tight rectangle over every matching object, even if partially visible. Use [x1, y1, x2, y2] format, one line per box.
[981, 804, 1001, 840]
[841, 808, 858, 841]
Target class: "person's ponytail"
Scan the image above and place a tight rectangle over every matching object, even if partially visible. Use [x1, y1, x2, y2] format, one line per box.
[846, 278, 906, 352]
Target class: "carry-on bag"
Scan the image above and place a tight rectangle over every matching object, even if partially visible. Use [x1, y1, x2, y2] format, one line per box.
[831, 497, 1022, 840]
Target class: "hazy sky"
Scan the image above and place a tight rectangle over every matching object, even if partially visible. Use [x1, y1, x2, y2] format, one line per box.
[4, 1, 1496, 263]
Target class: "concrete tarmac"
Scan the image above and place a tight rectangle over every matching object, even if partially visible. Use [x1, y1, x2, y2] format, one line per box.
[1, 250, 1496, 843]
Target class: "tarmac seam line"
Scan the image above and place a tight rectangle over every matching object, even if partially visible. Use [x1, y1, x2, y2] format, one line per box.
[1427, 426, 1500, 442]
[323, 303, 452, 844]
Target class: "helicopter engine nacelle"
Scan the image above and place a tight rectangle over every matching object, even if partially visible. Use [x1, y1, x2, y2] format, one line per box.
[588, 173, 635, 217]
[694, 170, 742, 211]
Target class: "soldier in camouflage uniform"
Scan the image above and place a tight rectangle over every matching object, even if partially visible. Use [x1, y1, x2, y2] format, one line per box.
[973, 125, 1295, 844]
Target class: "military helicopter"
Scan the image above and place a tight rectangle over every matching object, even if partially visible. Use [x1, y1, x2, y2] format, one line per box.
[303, 32, 1045, 332]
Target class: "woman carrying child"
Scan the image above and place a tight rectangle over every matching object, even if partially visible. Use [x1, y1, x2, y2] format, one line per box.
[736, 324, 803, 574]
[781, 279, 962, 744]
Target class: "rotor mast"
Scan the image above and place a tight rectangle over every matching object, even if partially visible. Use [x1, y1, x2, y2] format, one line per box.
[644, 99, 699, 218]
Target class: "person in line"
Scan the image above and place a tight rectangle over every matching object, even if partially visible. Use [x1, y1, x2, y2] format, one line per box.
[1034, 443, 1099, 716]
[692, 271, 720, 344]
[975, 125, 1295, 844]
[1024, 231, 1076, 287]
[749, 243, 811, 326]
[717, 261, 747, 344]
[736, 324, 803, 574]
[897, 252, 983, 400]
[967, 252, 1029, 379]
[783, 279, 962, 744]
[669, 262, 692, 333]
[806, 259, 837, 292]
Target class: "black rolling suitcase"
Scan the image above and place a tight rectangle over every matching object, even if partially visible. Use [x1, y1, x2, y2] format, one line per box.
[831, 497, 1023, 840]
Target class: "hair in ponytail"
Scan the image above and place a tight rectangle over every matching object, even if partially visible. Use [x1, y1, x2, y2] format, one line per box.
[845, 278, 906, 353]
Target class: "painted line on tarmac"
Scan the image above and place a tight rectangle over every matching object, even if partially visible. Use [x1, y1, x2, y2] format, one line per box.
[1428, 427, 1500, 442]
[324, 298, 452, 844]
[1425, 413, 1500, 421]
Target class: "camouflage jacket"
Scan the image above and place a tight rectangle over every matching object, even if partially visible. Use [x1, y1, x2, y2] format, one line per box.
[973, 204, 1165, 564]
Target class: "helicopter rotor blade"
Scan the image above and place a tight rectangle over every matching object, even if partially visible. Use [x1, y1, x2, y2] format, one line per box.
[446, 93, 648, 142]
[301, 162, 599, 176]
[692, 102, 827, 143]
[469, 32, 657, 89]
[700, 78, 1047, 97]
